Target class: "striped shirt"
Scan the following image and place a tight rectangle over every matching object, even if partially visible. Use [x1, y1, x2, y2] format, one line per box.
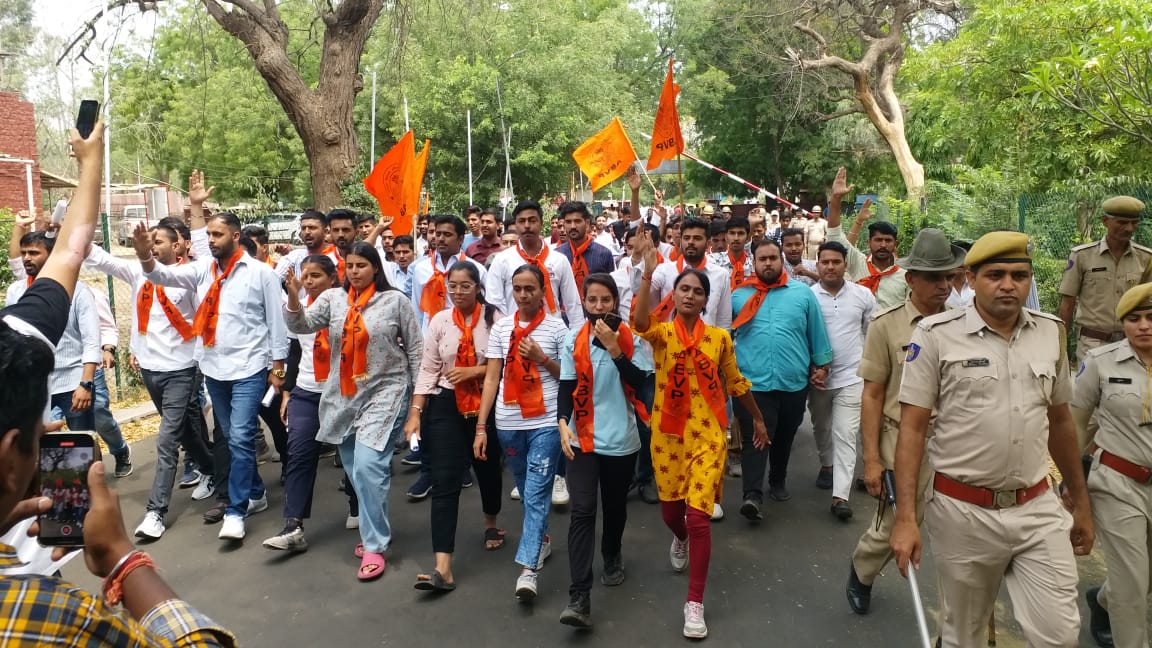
[486, 312, 567, 431]
[8, 282, 104, 396]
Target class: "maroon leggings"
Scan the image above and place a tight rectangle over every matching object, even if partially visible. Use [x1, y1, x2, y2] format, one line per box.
[660, 500, 712, 603]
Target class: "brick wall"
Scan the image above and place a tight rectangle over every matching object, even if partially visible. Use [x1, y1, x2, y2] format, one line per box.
[0, 92, 41, 214]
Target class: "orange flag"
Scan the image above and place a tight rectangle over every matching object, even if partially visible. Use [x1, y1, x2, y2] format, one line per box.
[648, 59, 683, 171]
[572, 117, 638, 193]
[402, 139, 430, 235]
[363, 131, 414, 230]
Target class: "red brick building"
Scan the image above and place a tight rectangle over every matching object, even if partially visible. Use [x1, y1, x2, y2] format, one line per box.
[0, 92, 42, 215]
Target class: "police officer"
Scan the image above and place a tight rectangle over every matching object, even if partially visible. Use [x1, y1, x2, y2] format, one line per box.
[1074, 282, 1152, 648]
[846, 228, 965, 615]
[1059, 196, 1152, 363]
[891, 231, 1094, 648]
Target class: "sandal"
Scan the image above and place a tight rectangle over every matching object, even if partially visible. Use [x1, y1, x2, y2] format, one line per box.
[354, 542, 364, 558]
[414, 570, 456, 592]
[358, 552, 386, 581]
[484, 527, 506, 551]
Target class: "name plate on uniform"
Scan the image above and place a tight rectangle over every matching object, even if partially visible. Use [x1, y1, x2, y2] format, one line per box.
[1108, 377, 1133, 384]
[962, 358, 990, 368]
[1090, 267, 1108, 272]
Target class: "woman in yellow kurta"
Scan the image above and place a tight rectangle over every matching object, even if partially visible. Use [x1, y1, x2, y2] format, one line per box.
[632, 234, 767, 640]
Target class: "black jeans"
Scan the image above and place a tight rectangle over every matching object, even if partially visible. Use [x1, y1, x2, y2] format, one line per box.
[633, 374, 656, 485]
[567, 448, 637, 596]
[423, 391, 503, 554]
[140, 367, 214, 515]
[282, 388, 322, 520]
[734, 388, 809, 500]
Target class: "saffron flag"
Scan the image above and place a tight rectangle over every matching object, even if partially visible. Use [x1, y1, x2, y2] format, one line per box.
[363, 131, 414, 232]
[647, 59, 683, 171]
[572, 117, 638, 193]
[402, 139, 430, 235]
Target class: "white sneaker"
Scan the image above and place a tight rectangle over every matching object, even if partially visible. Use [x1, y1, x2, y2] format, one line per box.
[670, 536, 688, 572]
[515, 570, 538, 601]
[191, 477, 215, 501]
[683, 601, 708, 639]
[247, 495, 269, 516]
[134, 511, 165, 540]
[219, 514, 246, 540]
[536, 534, 552, 569]
[711, 502, 724, 521]
[510, 486, 521, 500]
[552, 476, 570, 506]
[345, 515, 359, 529]
[262, 525, 308, 552]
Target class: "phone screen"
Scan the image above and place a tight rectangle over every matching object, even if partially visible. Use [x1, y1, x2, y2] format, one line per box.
[38, 434, 96, 546]
[76, 100, 99, 139]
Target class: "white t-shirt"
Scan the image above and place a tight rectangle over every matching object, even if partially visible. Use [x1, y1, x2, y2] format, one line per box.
[486, 312, 567, 431]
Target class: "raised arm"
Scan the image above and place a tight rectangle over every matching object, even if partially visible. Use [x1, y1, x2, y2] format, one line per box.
[631, 235, 659, 333]
[36, 126, 103, 299]
[284, 288, 335, 335]
[9, 210, 35, 272]
[135, 224, 201, 291]
[84, 243, 141, 286]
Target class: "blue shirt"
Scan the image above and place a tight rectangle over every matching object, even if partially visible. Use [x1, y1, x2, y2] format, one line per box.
[462, 234, 481, 250]
[556, 239, 617, 277]
[731, 280, 833, 392]
[560, 329, 653, 456]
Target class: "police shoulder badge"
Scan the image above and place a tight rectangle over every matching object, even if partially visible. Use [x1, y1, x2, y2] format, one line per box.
[905, 343, 921, 363]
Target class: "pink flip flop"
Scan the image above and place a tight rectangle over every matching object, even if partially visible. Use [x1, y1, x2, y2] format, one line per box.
[358, 552, 385, 581]
[354, 543, 364, 558]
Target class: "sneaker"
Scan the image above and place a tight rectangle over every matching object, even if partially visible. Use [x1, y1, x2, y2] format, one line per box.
[768, 485, 792, 502]
[711, 502, 725, 521]
[740, 497, 763, 521]
[683, 601, 708, 639]
[601, 554, 625, 586]
[407, 474, 432, 500]
[178, 466, 202, 489]
[815, 467, 833, 490]
[218, 514, 245, 540]
[670, 536, 688, 572]
[462, 471, 473, 488]
[202, 500, 226, 524]
[552, 476, 570, 506]
[559, 591, 592, 628]
[191, 477, 216, 501]
[113, 447, 133, 478]
[318, 444, 336, 458]
[536, 534, 552, 569]
[510, 486, 521, 500]
[831, 499, 853, 521]
[515, 570, 538, 601]
[726, 454, 743, 478]
[256, 439, 273, 465]
[401, 450, 422, 466]
[345, 515, 359, 529]
[247, 494, 269, 516]
[263, 523, 308, 552]
[134, 511, 165, 540]
[637, 481, 659, 504]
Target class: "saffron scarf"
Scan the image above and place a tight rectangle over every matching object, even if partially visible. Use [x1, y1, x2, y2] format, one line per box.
[420, 251, 466, 317]
[728, 249, 749, 292]
[136, 260, 194, 341]
[572, 321, 649, 452]
[652, 256, 707, 322]
[516, 244, 558, 315]
[191, 251, 243, 347]
[569, 235, 592, 297]
[502, 308, 547, 418]
[659, 316, 727, 439]
[857, 256, 899, 294]
[452, 306, 483, 417]
[731, 271, 790, 330]
[323, 245, 346, 282]
[310, 294, 332, 382]
[339, 284, 376, 396]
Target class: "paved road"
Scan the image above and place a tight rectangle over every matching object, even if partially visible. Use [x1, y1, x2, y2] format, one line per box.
[68, 420, 1105, 647]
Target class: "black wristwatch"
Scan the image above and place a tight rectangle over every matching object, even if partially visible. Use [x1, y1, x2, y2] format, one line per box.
[78, 381, 95, 392]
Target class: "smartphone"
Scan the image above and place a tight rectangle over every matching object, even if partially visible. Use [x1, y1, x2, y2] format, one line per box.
[37, 432, 99, 546]
[601, 312, 623, 331]
[76, 100, 99, 139]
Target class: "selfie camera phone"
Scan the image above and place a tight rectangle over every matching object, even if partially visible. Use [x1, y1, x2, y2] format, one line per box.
[76, 100, 100, 139]
[37, 432, 99, 546]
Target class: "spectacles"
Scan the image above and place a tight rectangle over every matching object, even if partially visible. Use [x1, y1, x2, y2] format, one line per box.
[447, 282, 476, 292]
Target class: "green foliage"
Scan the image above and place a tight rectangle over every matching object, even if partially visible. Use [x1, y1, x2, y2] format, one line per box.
[0, 0, 34, 92]
[0, 209, 13, 302]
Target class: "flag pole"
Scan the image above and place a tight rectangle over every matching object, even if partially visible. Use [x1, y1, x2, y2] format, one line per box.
[676, 153, 685, 216]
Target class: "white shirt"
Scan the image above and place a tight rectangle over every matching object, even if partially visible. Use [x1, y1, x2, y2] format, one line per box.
[594, 231, 622, 258]
[485, 243, 585, 330]
[409, 251, 487, 332]
[649, 258, 733, 329]
[92, 289, 118, 349]
[274, 246, 341, 281]
[810, 280, 875, 389]
[143, 252, 289, 381]
[84, 245, 198, 372]
[295, 329, 324, 393]
[485, 312, 568, 431]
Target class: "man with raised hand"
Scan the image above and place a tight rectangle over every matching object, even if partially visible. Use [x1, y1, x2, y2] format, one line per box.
[825, 168, 909, 310]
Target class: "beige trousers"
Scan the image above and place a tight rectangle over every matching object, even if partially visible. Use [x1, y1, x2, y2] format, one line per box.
[926, 488, 1080, 647]
[1090, 453, 1152, 648]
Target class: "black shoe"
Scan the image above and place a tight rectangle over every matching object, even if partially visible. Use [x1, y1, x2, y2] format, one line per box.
[831, 500, 853, 521]
[846, 565, 872, 615]
[739, 498, 763, 521]
[113, 447, 133, 478]
[407, 474, 433, 500]
[768, 485, 791, 502]
[1086, 586, 1114, 647]
[559, 591, 592, 628]
[601, 554, 625, 586]
[203, 501, 227, 524]
[815, 468, 833, 490]
[637, 481, 659, 505]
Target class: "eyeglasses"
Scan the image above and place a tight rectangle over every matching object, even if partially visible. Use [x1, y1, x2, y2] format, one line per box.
[447, 282, 476, 292]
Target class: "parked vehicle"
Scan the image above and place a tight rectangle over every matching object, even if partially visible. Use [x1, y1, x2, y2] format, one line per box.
[248, 212, 300, 244]
[117, 205, 149, 246]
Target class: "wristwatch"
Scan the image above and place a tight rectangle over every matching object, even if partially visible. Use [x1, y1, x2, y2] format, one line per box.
[271, 369, 287, 379]
[78, 381, 95, 392]
[102, 345, 117, 354]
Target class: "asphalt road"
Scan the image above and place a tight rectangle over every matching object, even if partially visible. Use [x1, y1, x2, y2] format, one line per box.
[66, 421, 1107, 647]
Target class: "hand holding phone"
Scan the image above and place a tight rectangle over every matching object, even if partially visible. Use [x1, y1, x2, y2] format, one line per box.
[75, 100, 99, 139]
[37, 432, 99, 546]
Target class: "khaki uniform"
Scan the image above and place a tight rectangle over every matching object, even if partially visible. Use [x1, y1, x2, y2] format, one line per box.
[1059, 239, 1152, 362]
[1074, 340, 1152, 648]
[805, 218, 827, 260]
[900, 307, 1080, 648]
[851, 298, 936, 584]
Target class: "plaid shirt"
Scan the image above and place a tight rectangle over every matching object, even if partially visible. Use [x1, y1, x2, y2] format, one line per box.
[0, 544, 236, 647]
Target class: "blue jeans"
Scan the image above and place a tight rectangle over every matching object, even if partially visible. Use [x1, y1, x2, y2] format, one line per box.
[205, 370, 268, 517]
[93, 369, 128, 455]
[498, 426, 561, 569]
[339, 429, 400, 554]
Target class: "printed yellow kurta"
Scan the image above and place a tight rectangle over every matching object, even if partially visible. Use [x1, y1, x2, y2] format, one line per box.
[639, 322, 752, 513]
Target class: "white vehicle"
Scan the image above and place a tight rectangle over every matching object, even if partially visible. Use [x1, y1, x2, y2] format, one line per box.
[117, 205, 149, 246]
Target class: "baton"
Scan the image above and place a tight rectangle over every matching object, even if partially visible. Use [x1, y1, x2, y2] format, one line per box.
[883, 469, 933, 648]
